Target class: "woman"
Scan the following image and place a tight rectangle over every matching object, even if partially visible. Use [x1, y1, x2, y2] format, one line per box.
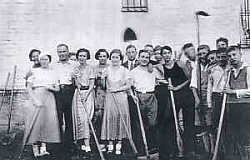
[101, 49, 132, 155]
[24, 49, 41, 84]
[93, 49, 109, 150]
[25, 53, 61, 157]
[72, 48, 95, 153]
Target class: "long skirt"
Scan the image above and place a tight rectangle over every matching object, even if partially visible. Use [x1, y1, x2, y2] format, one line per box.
[72, 89, 94, 140]
[24, 88, 61, 144]
[101, 91, 131, 140]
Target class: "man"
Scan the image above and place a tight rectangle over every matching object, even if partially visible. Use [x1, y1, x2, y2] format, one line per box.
[216, 37, 228, 50]
[182, 43, 202, 158]
[182, 43, 200, 110]
[195, 45, 215, 154]
[53, 44, 77, 158]
[160, 45, 195, 159]
[207, 50, 217, 68]
[154, 45, 164, 64]
[122, 44, 139, 71]
[207, 48, 230, 159]
[223, 45, 250, 160]
[130, 49, 159, 155]
[144, 44, 158, 65]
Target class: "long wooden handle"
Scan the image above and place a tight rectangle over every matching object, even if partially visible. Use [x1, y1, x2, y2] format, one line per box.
[77, 88, 106, 160]
[212, 71, 231, 160]
[168, 78, 184, 155]
[8, 65, 17, 133]
[133, 96, 150, 159]
[0, 72, 11, 112]
[111, 93, 138, 154]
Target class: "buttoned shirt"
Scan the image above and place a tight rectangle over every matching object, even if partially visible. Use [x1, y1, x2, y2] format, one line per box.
[207, 65, 228, 108]
[52, 60, 77, 85]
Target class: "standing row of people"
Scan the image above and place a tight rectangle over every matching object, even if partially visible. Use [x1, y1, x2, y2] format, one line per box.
[23, 36, 250, 160]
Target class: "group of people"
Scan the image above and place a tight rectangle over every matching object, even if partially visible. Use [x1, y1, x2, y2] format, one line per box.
[23, 37, 250, 160]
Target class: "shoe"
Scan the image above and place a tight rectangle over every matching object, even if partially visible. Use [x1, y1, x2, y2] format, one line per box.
[40, 145, 50, 156]
[107, 144, 114, 153]
[85, 146, 91, 152]
[115, 143, 121, 155]
[32, 145, 40, 157]
[100, 144, 106, 152]
[81, 145, 86, 151]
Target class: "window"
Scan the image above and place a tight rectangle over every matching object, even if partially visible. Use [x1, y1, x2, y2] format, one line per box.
[123, 28, 137, 42]
[122, 0, 148, 12]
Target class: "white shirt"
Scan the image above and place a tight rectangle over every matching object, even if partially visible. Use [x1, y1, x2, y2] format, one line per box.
[130, 66, 157, 93]
[189, 60, 198, 89]
[52, 60, 77, 85]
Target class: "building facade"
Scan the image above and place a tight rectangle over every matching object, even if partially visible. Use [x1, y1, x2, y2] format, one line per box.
[0, 0, 241, 88]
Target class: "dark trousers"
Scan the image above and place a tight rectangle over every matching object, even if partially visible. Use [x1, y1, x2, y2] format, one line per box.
[128, 92, 158, 154]
[157, 85, 177, 159]
[174, 88, 195, 153]
[224, 103, 250, 159]
[212, 92, 224, 131]
[54, 84, 75, 153]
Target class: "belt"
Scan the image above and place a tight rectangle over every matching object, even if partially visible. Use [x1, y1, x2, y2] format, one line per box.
[80, 86, 89, 90]
[212, 92, 223, 96]
[135, 90, 155, 94]
[59, 84, 72, 89]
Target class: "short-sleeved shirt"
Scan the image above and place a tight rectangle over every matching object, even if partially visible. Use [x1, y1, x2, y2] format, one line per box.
[52, 60, 77, 85]
[130, 66, 158, 93]
[27, 67, 59, 88]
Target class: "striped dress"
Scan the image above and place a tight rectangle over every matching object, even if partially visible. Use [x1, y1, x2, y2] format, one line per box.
[101, 66, 132, 140]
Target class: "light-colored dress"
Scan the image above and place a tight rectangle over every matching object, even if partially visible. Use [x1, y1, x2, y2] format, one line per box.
[72, 64, 95, 140]
[101, 66, 132, 140]
[25, 67, 61, 144]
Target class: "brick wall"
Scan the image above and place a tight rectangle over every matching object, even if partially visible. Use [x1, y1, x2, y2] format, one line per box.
[0, 0, 243, 88]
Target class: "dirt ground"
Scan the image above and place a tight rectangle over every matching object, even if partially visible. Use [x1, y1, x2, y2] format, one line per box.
[0, 127, 216, 160]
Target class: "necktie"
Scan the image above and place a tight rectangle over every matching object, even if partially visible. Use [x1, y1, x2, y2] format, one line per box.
[130, 61, 134, 70]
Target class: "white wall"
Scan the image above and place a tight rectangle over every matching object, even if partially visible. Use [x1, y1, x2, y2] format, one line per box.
[0, 0, 242, 88]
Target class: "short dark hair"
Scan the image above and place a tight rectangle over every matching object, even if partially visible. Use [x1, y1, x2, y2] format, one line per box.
[182, 43, 194, 51]
[144, 44, 153, 49]
[57, 43, 69, 50]
[109, 49, 123, 61]
[160, 45, 172, 55]
[226, 45, 240, 54]
[95, 49, 109, 60]
[138, 49, 150, 58]
[29, 49, 41, 61]
[69, 52, 76, 56]
[154, 45, 162, 52]
[76, 48, 90, 60]
[198, 45, 210, 52]
[216, 48, 227, 55]
[40, 54, 52, 62]
[208, 50, 217, 56]
[126, 44, 136, 51]
[216, 37, 228, 45]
